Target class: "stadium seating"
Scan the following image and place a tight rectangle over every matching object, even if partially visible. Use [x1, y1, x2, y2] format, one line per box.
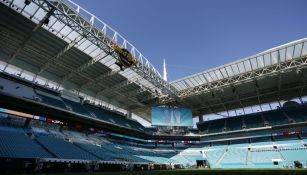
[219, 145, 248, 166]
[275, 139, 302, 148]
[35, 135, 98, 160]
[250, 150, 281, 165]
[0, 77, 36, 100]
[1, 75, 146, 132]
[166, 139, 307, 169]
[62, 98, 92, 117]
[2, 71, 307, 169]
[196, 122, 210, 133]
[262, 110, 289, 126]
[0, 122, 175, 163]
[84, 104, 144, 131]
[1, 118, 307, 169]
[225, 116, 243, 131]
[0, 126, 52, 158]
[197, 108, 302, 133]
[204, 145, 228, 165]
[280, 149, 307, 162]
[126, 147, 176, 163]
[244, 114, 265, 129]
[169, 147, 204, 167]
[36, 93, 67, 109]
[74, 142, 123, 161]
[284, 107, 307, 123]
[208, 119, 225, 133]
[170, 154, 193, 167]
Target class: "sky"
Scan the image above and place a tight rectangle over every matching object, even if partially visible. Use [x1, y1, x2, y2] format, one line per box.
[73, 0, 307, 82]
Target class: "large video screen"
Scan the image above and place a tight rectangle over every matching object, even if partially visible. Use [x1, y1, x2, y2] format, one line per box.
[151, 106, 193, 127]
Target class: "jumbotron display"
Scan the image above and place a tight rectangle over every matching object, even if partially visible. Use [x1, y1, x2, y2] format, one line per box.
[151, 106, 193, 126]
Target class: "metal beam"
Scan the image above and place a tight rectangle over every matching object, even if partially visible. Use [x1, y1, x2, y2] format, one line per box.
[231, 85, 245, 115]
[159, 54, 307, 105]
[194, 83, 307, 116]
[277, 71, 283, 100]
[3, 6, 55, 71]
[32, 0, 179, 99]
[277, 50, 283, 100]
[173, 39, 307, 99]
[77, 70, 120, 91]
[80, 73, 147, 108]
[35, 35, 83, 77]
[95, 78, 140, 98]
[60, 52, 109, 84]
[112, 85, 155, 102]
[198, 73, 229, 113]
[298, 69, 307, 98]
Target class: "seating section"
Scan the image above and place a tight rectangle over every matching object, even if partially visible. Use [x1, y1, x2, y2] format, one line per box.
[2, 70, 307, 167]
[197, 114, 264, 133]
[124, 146, 176, 163]
[0, 128, 52, 158]
[1, 123, 307, 169]
[84, 104, 144, 131]
[0, 126, 175, 163]
[79, 142, 177, 163]
[62, 98, 92, 117]
[284, 107, 307, 123]
[220, 147, 247, 165]
[0, 75, 146, 132]
[36, 135, 98, 160]
[208, 119, 225, 133]
[36, 96, 145, 131]
[197, 122, 210, 132]
[170, 148, 204, 167]
[226, 116, 243, 131]
[101, 144, 148, 162]
[174, 140, 307, 168]
[37, 94, 66, 109]
[204, 146, 227, 165]
[170, 154, 193, 167]
[251, 150, 281, 164]
[198, 107, 307, 133]
[244, 114, 264, 129]
[0, 76, 36, 99]
[280, 149, 307, 162]
[262, 110, 289, 126]
[275, 139, 302, 148]
[84, 104, 114, 122]
[75, 142, 123, 161]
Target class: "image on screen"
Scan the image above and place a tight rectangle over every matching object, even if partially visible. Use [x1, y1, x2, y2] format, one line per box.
[151, 106, 193, 126]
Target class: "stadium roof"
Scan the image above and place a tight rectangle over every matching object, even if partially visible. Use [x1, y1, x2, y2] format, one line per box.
[172, 38, 307, 92]
[167, 38, 307, 116]
[0, 0, 178, 120]
[1, 0, 307, 121]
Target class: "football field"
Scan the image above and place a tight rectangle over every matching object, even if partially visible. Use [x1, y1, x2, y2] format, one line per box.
[33, 168, 307, 175]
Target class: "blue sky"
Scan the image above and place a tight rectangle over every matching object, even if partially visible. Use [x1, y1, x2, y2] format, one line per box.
[73, 0, 307, 81]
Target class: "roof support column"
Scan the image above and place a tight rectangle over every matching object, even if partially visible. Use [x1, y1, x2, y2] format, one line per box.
[198, 115, 204, 123]
[127, 111, 132, 119]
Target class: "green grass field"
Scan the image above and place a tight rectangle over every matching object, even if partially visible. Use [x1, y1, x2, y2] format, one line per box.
[34, 169, 307, 175]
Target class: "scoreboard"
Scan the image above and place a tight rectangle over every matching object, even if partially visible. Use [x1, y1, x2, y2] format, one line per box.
[151, 106, 193, 127]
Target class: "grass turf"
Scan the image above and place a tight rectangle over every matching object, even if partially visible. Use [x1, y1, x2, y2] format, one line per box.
[32, 168, 307, 175]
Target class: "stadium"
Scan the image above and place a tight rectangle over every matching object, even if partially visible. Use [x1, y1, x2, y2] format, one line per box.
[0, 0, 307, 174]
